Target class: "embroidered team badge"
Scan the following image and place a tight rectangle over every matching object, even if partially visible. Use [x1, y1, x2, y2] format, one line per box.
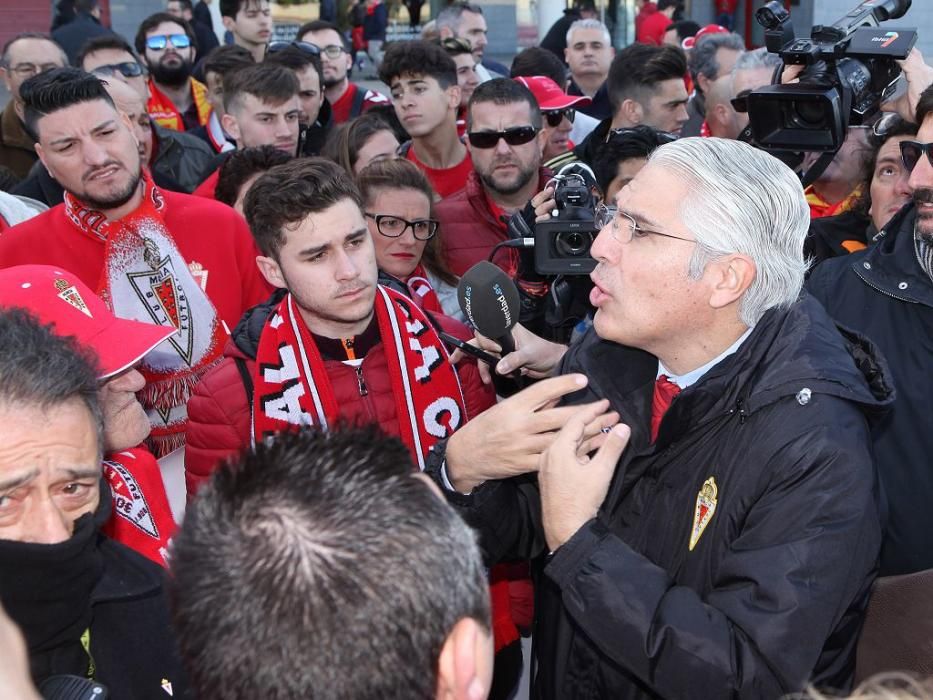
[689, 476, 718, 551]
[103, 459, 159, 539]
[188, 261, 209, 291]
[161, 678, 174, 696]
[54, 278, 92, 317]
[126, 237, 195, 366]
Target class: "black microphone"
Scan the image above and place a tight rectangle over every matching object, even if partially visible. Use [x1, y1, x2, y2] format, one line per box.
[457, 261, 520, 355]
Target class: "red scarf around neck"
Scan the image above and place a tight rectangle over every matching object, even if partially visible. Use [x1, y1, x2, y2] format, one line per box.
[405, 264, 444, 315]
[252, 285, 466, 469]
[64, 174, 226, 456]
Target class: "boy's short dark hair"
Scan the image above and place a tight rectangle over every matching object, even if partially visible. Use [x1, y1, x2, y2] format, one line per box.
[21, 67, 114, 141]
[467, 78, 542, 131]
[593, 126, 674, 194]
[244, 157, 362, 257]
[214, 145, 293, 207]
[263, 46, 323, 91]
[379, 40, 457, 90]
[76, 35, 139, 69]
[296, 19, 349, 51]
[134, 12, 197, 56]
[223, 63, 299, 114]
[220, 0, 265, 19]
[510, 46, 567, 87]
[606, 44, 687, 113]
[202, 44, 254, 81]
[917, 84, 933, 126]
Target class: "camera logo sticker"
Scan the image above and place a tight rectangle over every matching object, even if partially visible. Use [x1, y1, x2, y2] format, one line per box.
[872, 31, 899, 48]
[689, 476, 718, 552]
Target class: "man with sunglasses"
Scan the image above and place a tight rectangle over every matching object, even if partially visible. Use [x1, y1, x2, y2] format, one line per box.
[515, 75, 591, 161]
[0, 33, 67, 180]
[135, 13, 212, 133]
[436, 78, 550, 277]
[50, 0, 115, 66]
[808, 84, 933, 578]
[297, 21, 389, 124]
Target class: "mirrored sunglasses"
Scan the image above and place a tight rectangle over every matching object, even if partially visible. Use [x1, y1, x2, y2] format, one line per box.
[145, 34, 191, 51]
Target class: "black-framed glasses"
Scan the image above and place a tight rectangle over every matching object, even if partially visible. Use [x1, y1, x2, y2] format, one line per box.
[899, 140, 933, 173]
[311, 43, 347, 59]
[467, 126, 539, 149]
[90, 61, 144, 79]
[145, 34, 191, 51]
[594, 205, 695, 245]
[544, 109, 575, 127]
[266, 40, 321, 58]
[365, 213, 439, 240]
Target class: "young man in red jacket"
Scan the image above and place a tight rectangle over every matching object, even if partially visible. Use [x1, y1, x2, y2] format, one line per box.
[0, 68, 271, 455]
[185, 157, 528, 699]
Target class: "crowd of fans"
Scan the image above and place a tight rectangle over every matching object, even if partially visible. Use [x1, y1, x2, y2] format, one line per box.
[1, 0, 933, 698]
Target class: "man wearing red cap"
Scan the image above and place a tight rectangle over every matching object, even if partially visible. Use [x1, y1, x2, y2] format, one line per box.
[0, 265, 180, 568]
[0, 68, 270, 457]
[515, 76, 592, 162]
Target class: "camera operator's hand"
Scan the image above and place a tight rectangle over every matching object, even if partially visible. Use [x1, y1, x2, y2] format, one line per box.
[540, 405, 631, 552]
[532, 185, 557, 223]
[444, 374, 619, 494]
[885, 48, 933, 123]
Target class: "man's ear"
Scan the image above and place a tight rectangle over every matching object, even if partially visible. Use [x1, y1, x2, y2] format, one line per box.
[221, 15, 236, 33]
[256, 255, 287, 290]
[439, 26, 454, 40]
[619, 98, 643, 127]
[435, 618, 492, 700]
[221, 112, 241, 141]
[447, 84, 462, 112]
[697, 72, 712, 96]
[708, 254, 757, 311]
[34, 142, 49, 174]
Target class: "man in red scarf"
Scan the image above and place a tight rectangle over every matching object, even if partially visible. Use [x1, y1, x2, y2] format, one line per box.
[0, 68, 271, 456]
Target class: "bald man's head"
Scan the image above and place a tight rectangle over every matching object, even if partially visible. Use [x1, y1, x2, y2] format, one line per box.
[102, 77, 153, 163]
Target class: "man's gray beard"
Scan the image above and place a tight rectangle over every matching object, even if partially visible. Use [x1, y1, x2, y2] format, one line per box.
[479, 162, 537, 197]
[74, 169, 142, 212]
[913, 188, 933, 243]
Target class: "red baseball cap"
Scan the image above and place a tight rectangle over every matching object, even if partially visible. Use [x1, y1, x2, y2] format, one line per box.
[0, 265, 176, 379]
[514, 76, 592, 112]
[682, 24, 730, 50]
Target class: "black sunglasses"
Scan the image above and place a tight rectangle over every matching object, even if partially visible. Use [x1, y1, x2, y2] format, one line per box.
[900, 140, 933, 173]
[544, 109, 575, 127]
[266, 40, 321, 57]
[91, 61, 144, 79]
[467, 126, 539, 149]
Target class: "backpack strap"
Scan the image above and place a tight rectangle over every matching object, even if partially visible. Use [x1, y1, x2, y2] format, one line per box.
[350, 85, 367, 119]
[234, 356, 254, 406]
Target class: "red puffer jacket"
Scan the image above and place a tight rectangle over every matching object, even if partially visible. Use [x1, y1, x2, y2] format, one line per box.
[437, 168, 552, 277]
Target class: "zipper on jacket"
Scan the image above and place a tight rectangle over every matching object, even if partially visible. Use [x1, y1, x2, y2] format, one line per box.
[354, 365, 369, 396]
[853, 269, 917, 304]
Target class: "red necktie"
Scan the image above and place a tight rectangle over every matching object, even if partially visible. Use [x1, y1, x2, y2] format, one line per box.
[650, 374, 681, 442]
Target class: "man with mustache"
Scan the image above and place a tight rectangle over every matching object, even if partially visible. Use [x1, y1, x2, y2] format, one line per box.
[808, 79, 933, 577]
[436, 78, 550, 277]
[0, 68, 270, 456]
[136, 12, 212, 133]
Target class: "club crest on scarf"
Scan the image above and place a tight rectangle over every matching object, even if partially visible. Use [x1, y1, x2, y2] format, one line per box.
[252, 286, 467, 470]
[103, 459, 159, 540]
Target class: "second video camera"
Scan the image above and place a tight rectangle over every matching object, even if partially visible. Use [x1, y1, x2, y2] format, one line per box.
[534, 166, 598, 275]
[745, 0, 916, 152]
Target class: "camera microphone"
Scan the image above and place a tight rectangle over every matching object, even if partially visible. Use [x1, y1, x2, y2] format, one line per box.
[457, 262, 520, 355]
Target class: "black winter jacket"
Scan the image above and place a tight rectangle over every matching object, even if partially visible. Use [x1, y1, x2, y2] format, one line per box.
[808, 204, 932, 576]
[429, 293, 890, 699]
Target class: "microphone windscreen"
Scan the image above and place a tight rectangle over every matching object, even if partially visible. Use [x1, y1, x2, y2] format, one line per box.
[457, 262, 520, 340]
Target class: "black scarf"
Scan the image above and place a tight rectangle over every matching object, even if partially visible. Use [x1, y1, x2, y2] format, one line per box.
[915, 231, 933, 284]
[0, 485, 110, 682]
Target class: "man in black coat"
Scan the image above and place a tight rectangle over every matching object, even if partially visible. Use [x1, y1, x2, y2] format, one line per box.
[0, 310, 188, 699]
[51, 0, 115, 65]
[429, 136, 889, 699]
[808, 83, 933, 577]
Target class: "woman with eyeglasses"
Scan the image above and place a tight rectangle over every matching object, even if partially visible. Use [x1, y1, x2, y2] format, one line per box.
[356, 159, 464, 321]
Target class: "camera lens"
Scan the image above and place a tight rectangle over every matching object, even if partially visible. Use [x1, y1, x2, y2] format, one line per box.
[555, 231, 593, 257]
[790, 100, 827, 128]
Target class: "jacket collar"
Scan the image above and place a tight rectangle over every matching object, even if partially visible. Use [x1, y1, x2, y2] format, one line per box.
[851, 203, 933, 307]
[0, 101, 35, 151]
[91, 538, 164, 604]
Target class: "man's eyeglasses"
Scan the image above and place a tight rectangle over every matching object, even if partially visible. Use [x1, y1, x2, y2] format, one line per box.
[544, 109, 575, 127]
[90, 62, 144, 79]
[594, 205, 695, 245]
[266, 40, 322, 58]
[9, 62, 61, 78]
[899, 141, 933, 173]
[365, 213, 439, 240]
[467, 126, 539, 149]
[296, 42, 347, 59]
[145, 34, 191, 51]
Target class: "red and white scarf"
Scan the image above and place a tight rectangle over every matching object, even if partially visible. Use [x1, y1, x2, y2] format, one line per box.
[101, 448, 176, 567]
[252, 285, 466, 470]
[64, 174, 226, 456]
[405, 264, 444, 315]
